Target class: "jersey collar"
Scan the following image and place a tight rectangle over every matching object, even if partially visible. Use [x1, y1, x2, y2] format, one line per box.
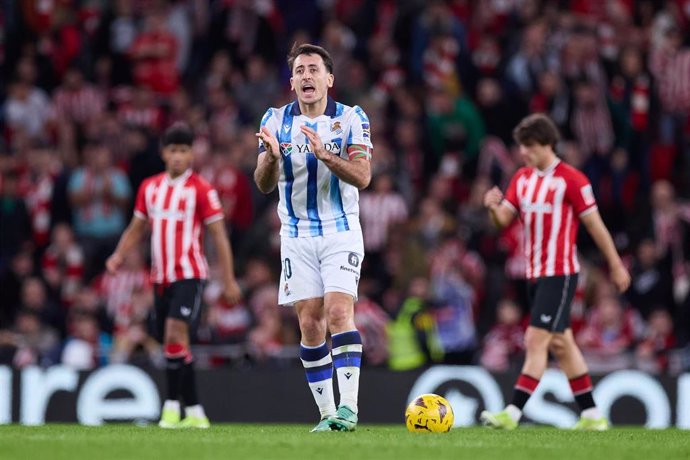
[290, 97, 337, 117]
[165, 168, 192, 185]
[535, 158, 561, 176]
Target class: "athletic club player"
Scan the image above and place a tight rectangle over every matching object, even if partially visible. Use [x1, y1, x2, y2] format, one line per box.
[480, 113, 630, 430]
[106, 122, 241, 428]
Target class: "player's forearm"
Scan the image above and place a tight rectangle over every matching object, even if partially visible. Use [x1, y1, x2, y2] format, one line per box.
[210, 224, 236, 281]
[487, 204, 514, 229]
[321, 156, 371, 190]
[254, 154, 280, 194]
[113, 220, 146, 257]
[582, 212, 624, 269]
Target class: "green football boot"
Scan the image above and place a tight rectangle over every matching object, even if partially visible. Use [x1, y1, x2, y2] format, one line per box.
[158, 406, 181, 429]
[573, 416, 609, 431]
[328, 405, 358, 432]
[180, 415, 211, 429]
[479, 409, 518, 430]
[310, 417, 334, 432]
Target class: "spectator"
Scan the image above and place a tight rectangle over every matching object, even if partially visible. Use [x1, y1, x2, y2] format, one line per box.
[68, 142, 131, 280]
[0, 171, 31, 270]
[426, 86, 486, 177]
[636, 308, 677, 374]
[0, 308, 60, 368]
[234, 55, 281, 124]
[42, 223, 84, 307]
[92, 249, 153, 363]
[61, 311, 110, 369]
[626, 238, 675, 319]
[386, 277, 441, 371]
[576, 293, 642, 372]
[52, 67, 107, 128]
[16, 277, 65, 336]
[650, 26, 690, 187]
[354, 279, 390, 367]
[19, 142, 59, 249]
[359, 173, 409, 271]
[128, 11, 180, 95]
[480, 298, 525, 372]
[4, 79, 55, 142]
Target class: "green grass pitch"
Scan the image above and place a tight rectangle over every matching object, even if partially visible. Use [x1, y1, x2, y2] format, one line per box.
[1, 424, 688, 460]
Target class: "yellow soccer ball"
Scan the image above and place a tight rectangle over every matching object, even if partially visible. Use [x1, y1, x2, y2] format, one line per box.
[405, 393, 454, 433]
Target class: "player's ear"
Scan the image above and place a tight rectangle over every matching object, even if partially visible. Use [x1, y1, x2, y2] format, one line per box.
[327, 73, 334, 88]
[290, 76, 295, 92]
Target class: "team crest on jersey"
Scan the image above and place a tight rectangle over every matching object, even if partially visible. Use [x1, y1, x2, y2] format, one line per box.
[331, 121, 343, 134]
[280, 142, 293, 156]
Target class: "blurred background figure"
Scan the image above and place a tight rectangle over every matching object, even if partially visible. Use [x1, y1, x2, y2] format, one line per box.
[480, 298, 525, 372]
[0, 0, 689, 373]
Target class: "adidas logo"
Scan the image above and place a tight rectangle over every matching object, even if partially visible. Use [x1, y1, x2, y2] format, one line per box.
[344, 372, 353, 380]
[316, 388, 323, 394]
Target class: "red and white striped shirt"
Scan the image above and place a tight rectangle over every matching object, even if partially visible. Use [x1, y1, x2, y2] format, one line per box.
[134, 170, 224, 284]
[503, 159, 597, 280]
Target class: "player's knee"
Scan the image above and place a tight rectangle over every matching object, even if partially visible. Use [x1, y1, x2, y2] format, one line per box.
[164, 320, 188, 345]
[549, 335, 567, 358]
[298, 315, 326, 340]
[524, 329, 551, 354]
[326, 305, 354, 331]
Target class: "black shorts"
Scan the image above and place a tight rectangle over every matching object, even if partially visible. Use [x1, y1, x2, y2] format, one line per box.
[527, 274, 578, 333]
[153, 279, 205, 341]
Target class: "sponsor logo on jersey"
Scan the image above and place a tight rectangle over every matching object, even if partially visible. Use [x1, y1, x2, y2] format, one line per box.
[150, 209, 187, 220]
[348, 253, 360, 267]
[361, 123, 370, 139]
[521, 202, 553, 213]
[280, 142, 293, 156]
[292, 142, 342, 154]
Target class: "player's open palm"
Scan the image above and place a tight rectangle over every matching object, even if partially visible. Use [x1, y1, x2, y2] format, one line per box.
[300, 125, 328, 161]
[484, 186, 504, 210]
[257, 126, 280, 161]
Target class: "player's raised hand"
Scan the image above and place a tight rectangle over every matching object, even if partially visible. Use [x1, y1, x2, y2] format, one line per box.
[223, 278, 242, 305]
[105, 252, 123, 274]
[300, 125, 327, 160]
[483, 186, 504, 210]
[256, 126, 280, 161]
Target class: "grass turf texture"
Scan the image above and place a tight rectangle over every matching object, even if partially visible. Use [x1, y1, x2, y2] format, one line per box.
[1, 425, 688, 460]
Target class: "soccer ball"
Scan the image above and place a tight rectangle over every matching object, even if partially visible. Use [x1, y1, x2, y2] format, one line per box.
[405, 393, 454, 433]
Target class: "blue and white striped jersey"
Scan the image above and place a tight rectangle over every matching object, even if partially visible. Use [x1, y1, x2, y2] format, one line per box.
[258, 97, 373, 238]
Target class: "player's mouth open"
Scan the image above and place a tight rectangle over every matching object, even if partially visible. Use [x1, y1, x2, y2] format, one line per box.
[302, 84, 315, 95]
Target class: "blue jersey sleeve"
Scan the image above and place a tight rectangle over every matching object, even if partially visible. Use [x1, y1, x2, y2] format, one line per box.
[346, 106, 373, 159]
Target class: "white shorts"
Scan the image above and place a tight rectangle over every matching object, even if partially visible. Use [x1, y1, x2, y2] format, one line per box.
[278, 230, 364, 306]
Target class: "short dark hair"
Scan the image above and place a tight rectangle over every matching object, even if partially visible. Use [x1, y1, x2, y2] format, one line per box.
[287, 43, 334, 74]
[162, 122, 194, 147]
[512, 113, 560, 148]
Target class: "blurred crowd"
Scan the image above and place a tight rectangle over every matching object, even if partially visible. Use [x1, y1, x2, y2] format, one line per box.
[1, 0, 689, 375]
